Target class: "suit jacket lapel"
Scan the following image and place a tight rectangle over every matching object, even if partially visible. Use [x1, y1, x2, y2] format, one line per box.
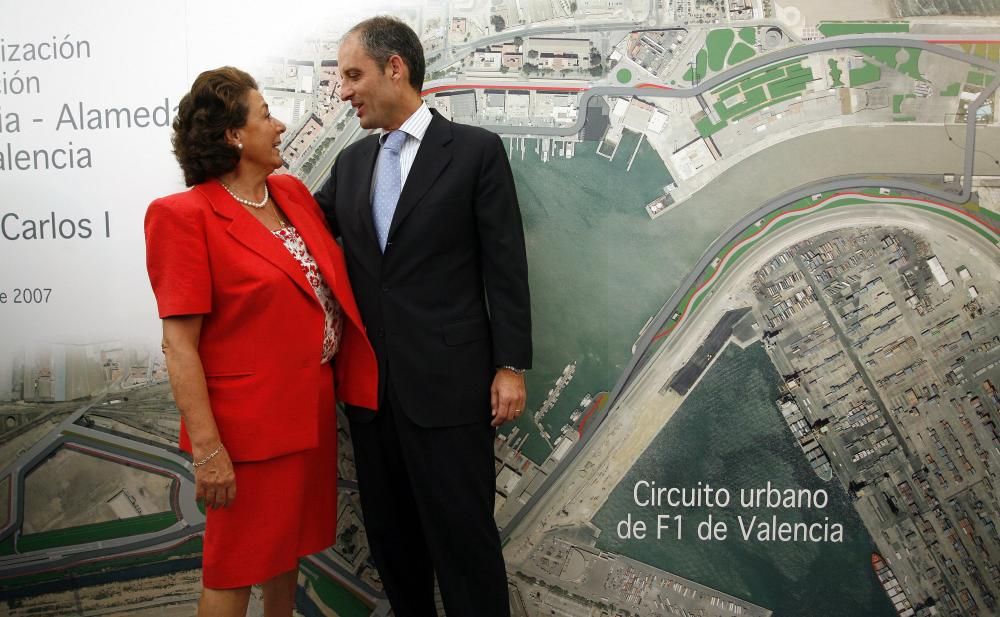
[268, 177, 343, 298]
[358, 136, 381, 250]
[196, 181, 314, 301]
[269, 177, 336, 287]
[386, 112, 453, 243]
[270, 176, 369, 335]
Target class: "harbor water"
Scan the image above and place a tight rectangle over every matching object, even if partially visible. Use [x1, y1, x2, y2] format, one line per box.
[591, 343, 895, 616]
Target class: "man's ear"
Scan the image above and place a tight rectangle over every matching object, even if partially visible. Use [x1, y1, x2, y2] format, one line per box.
[388, 54, 408, 84]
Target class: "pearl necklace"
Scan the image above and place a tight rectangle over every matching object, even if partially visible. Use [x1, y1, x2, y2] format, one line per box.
[220, 181, 269, 208]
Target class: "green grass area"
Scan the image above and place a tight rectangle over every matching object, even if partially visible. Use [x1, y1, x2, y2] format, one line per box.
[731, 57, 806, 90]
[302, 563, 370, 617]
[728, 42, 756, 66]
[18, 512, 178, 553]
[726, 192, 997, 269]
[687, 29, 756, 81]
[829, 59, 844, 87]
[849, 61, 882, 87]
[730, 92, 803, 122]
[718, 85, 741, 101]
[893, 115, 917, 121]
[897, 48, 923, 81]
[616, 68, 632, 84]
[669, 286, 700, 329]
[855, 47, 924, 81]
[858, 46, 899, 68]
[674, 192, 829, 317]
[715, 87, 768, 119]
[695, 114, 726, 138]
[742, 66, 787, 91]
[974, 202, 1000, 226]
[818, 22, 910, 37]
[892, 93, 915, 113]
[964, 43, 1000, 62]
[706, 29, 736, 72]
[0, 534, 15, 556]
[683, 49, 709, 83]
[655, 192, 998, 343]
[767, 66, 814, 99]
[903, 203, 999, 243]
[941, 82, 961, 96]
[0, 536, 202, 594]
[699, 59, 813, 136]
[971, 72, 999, 86]
[0, 476, 8, 528]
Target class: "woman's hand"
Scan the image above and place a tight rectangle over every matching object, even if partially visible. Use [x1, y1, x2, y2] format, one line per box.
[162, 316, 236, 510]
[194, 444, 236, 509]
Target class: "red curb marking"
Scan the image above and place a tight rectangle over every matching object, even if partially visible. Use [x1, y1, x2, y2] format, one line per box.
[421, 83, 589, 96]
[0, 534, 201, 581]
[577, 393, 608, 437]
[650, 192, 999, 343]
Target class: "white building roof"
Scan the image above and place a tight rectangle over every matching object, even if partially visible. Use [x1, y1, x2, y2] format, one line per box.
[926, 256, 949, 287]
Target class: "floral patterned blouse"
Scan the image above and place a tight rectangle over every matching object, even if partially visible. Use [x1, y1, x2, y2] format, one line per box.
[273, 226, 343, 363]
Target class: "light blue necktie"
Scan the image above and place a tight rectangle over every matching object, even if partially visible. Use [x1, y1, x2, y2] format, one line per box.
[372, 130, 407, 252]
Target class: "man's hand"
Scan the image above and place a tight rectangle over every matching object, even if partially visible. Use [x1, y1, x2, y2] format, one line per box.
[491, 368, 526, 427]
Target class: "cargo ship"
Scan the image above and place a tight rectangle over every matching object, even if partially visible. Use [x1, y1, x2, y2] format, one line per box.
[777, 396, 833, 481]
[872, 552, 915, 617]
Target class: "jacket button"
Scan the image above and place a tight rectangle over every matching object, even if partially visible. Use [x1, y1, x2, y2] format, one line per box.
[376, 328, 385, 338]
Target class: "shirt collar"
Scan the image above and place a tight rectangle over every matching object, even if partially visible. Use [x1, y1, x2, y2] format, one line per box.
[380, 102, 432, 144]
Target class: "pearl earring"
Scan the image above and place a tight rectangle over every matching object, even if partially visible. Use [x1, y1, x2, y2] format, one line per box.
[237, 143, 243, 150]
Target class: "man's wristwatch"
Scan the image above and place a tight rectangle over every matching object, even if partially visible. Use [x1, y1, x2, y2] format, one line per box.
[498, 365, 526, 375]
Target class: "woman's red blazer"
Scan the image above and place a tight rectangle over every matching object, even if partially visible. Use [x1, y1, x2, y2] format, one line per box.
[144, 174, 378, 462]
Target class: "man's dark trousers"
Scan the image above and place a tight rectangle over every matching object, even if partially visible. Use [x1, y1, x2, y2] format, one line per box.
[349, 374, 508, 616]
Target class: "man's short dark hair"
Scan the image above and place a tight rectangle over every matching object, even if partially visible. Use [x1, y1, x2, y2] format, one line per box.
[347, 16, 425, 92]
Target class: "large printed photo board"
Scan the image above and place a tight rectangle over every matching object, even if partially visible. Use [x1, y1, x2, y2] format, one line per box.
[2, 1, 1000, 615]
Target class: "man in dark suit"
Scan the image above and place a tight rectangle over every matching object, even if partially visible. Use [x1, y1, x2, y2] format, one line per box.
[313, 16, 531, 617]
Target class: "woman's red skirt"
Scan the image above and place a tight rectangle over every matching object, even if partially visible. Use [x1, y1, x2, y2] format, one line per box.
[201, 363, 337, 588]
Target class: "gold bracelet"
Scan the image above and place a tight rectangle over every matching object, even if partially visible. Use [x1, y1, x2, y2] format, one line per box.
[192, 443, 224, 468]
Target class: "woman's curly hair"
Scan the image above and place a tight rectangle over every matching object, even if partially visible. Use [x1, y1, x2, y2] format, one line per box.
[171, 67, 258, 186]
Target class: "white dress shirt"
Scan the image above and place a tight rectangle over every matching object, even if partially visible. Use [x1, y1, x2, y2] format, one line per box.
[371, 102, 433, 201]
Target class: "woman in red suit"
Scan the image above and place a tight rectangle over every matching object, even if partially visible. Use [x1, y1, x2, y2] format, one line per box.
[144, 66, 377, 616]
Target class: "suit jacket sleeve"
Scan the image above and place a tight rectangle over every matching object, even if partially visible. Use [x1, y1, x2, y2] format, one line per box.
[144, 199, 213, 318]
[313, 158, 341, 239]
[475, 133, 532, 370]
